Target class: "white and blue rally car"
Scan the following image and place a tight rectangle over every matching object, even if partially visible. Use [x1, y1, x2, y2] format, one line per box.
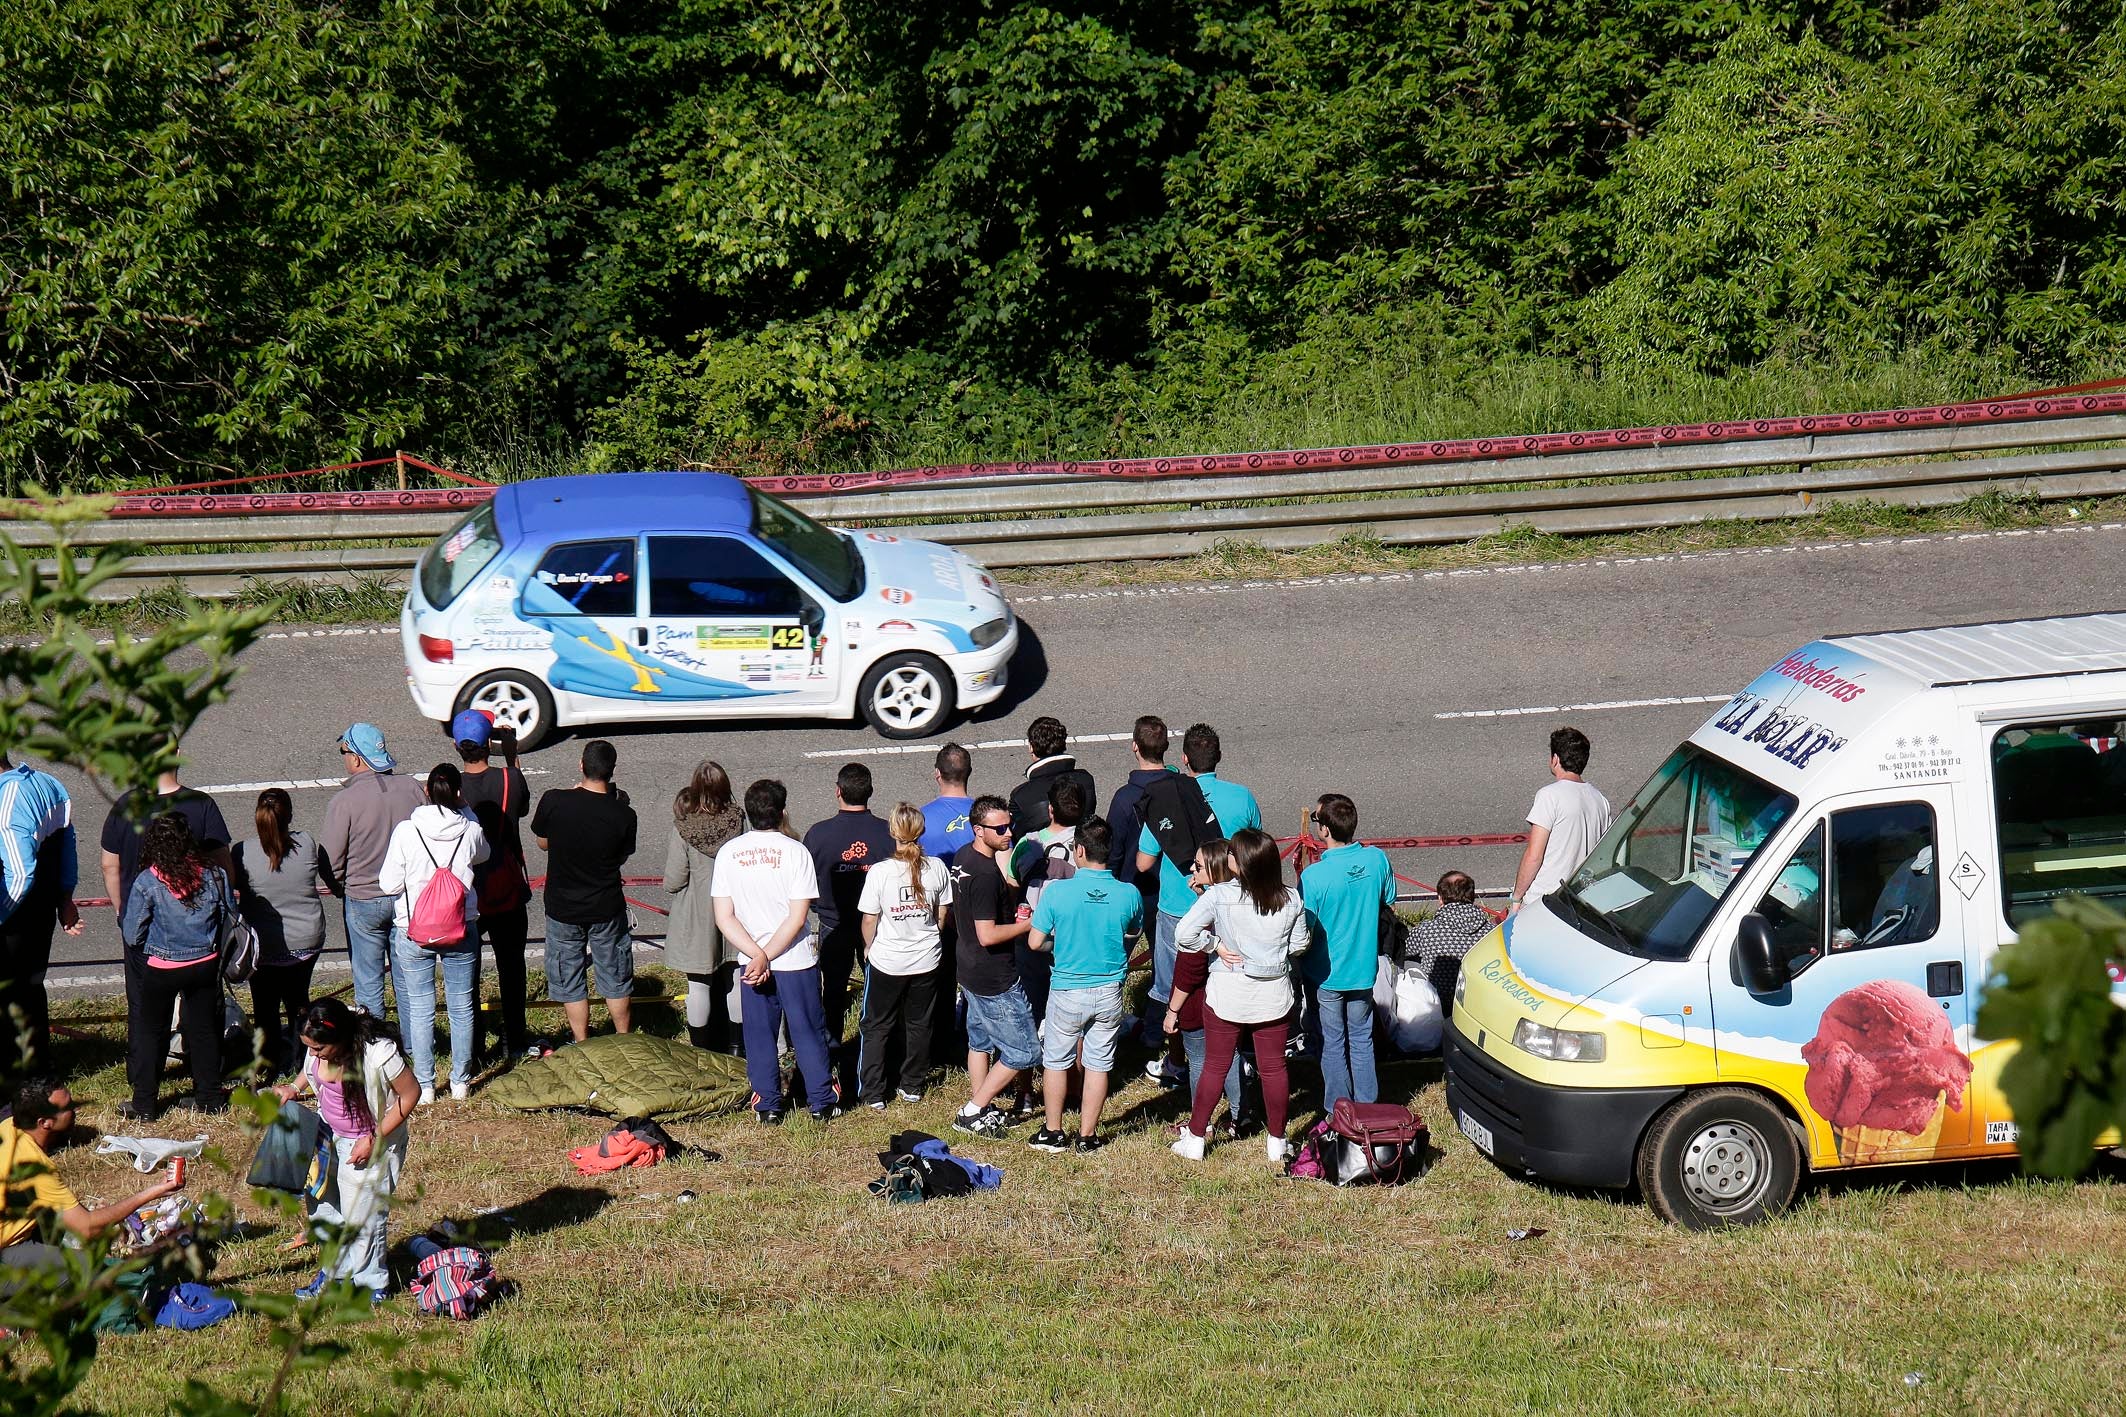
[401, 472, 1017, 748]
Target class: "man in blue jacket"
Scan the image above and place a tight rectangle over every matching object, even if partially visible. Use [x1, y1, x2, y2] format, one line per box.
[1104, 716, 1172, 930]
[0, 753, 82, 1081]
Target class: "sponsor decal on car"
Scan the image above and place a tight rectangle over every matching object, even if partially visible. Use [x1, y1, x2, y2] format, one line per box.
[880, 587, 915, 605]
[879, 619, 916, 634]
[864, 532, 900, 544]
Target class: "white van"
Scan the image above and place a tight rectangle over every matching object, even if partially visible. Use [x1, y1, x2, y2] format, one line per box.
[1445, 612, 2126, 1226]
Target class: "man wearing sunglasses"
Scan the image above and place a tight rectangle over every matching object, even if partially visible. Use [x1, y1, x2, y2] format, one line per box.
[2, 1078, 184, 1272]
[949, 797, 1041, 1139]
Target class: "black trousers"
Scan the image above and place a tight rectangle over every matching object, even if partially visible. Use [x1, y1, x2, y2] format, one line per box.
[0, 901, 57, 1081]
[819, 925, 864, 1045]
[929, 912, 963, 1065]
[1014, 940, 1052, 1025]
[250, 957, 317, 1075]
[858, 967, 937, 1104]
[128, 957, 222, 1112]
[475, 904, 530, 1053]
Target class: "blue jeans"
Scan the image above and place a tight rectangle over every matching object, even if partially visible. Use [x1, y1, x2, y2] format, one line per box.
[963, 982, 1040, 1072]
[1182, 1026, 1245, 1124]
[741, 966, 837, 1114]
[393, 928, 479, 1090]
[1140, 910, 1180, 1044]
[1317, 987, 1377, 1110]
[343, 896, 398, 1021]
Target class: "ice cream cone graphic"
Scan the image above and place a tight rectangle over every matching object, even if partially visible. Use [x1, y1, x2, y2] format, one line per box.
[1803, 981, 1972, 1164]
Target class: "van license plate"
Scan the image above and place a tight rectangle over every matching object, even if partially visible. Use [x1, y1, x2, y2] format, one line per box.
[1458, 1111, 1494, 1156]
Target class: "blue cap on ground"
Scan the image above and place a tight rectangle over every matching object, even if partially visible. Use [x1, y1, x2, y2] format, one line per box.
[339, 723, 396, 773]
[451, 709, 494, 747]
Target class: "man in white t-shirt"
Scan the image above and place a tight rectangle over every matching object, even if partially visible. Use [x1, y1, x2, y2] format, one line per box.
[712, 779, 839, 1123]
[1512, 726, 1614, 914]
[855, 812, 954, 1109]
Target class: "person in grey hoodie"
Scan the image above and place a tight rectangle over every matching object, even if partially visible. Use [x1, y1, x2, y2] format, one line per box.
[1170, 827, 1310, 1163]
[322, 723, 425, 1023]
[377, 763, 488, 1102]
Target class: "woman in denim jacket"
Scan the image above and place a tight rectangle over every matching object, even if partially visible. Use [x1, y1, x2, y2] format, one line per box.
[1170, 827, 1311, 1163]
[119, 813, 233, 1120]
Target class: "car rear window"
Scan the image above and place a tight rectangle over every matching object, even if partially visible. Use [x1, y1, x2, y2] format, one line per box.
[418, 503, 504, 610]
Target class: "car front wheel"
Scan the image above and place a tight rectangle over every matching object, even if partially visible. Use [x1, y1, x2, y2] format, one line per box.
[858, 653, 955, 739]
[1636, 1086, 1801, 1230]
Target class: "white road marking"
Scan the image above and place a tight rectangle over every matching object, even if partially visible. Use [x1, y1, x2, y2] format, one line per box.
[802, 731, 1133, 761]
[193, 768, 551, 795]
[1435, 694, 1731, 721]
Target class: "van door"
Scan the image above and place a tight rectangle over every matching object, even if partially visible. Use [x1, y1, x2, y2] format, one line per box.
[1710, 784, 1974, 1166]
[634, 534, 838, 706]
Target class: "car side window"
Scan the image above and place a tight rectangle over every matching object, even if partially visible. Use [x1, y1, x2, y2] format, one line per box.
[1826, 802, 1938, 953]
[648, 536, 804, 619]
[531, 539, 636, 617]
[1993, 717, 2126, 927]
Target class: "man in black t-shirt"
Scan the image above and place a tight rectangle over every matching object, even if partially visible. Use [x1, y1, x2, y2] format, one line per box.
[801, 763, 895, 1060]
[530, 740, 636, 1045]
[454, 710, 532, 1059]
[99, 771, 232, 916]
[948, 796, 1040, 1139]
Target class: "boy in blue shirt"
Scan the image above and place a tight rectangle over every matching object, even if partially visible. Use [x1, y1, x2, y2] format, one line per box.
[1299, 793, 1394, 1108]
[1026, 817, 1141, 1153]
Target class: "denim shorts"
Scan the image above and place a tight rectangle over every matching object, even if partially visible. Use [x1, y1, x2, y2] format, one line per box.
[1042, 982, 1126, 1073]
[545, 914, 634, 1003]
[962, 982, 1039, 1072]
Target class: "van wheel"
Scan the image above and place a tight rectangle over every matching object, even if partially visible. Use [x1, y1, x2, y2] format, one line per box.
[455, 671, 556, 753]
[859, 653, 955, 739]
[1637, 1087, 1800, 1230]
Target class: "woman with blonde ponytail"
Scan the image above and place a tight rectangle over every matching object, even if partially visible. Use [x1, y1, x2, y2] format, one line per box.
[854, 804, 954, 1109]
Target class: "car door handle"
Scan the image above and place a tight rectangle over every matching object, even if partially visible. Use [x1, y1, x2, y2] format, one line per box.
[1926, 961, 1964, 998]
[633, 626, 648, 648]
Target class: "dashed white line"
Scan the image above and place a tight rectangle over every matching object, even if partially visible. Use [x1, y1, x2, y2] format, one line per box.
[193, 769, 552, 795]
[803, 731, 1133, 761]
[1435, 694, 1731, 721]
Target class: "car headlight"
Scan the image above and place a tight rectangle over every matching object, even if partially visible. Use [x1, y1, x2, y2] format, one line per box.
[1511, 1018, 1607, 1063]
[970, 616, 1010, 649]
[1453, 968, 1468, 1007]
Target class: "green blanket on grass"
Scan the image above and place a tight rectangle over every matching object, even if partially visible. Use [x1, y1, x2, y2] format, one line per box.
[483, 1033, 751, 1119]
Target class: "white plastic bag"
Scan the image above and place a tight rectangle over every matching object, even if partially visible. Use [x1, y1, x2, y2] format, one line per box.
[1374, 957, 1443, 1055]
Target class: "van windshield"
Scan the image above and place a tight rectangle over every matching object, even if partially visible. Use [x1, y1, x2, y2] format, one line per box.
[749, 488, 862, 602]
[1557, 745, 1798, 961]
[418, 502, 504, 611]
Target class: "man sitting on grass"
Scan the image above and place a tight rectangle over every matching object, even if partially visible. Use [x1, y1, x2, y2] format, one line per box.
[1024, 817, 1141, 1154]
[2, 1078, 183, 1271]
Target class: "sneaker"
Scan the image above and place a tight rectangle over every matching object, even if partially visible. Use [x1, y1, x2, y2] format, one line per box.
[369, 1288, 389, 1307]
[294, 1271, 329, 1301]
[896, 1089, 924, 1104]
[449, 1081, 471, 1102]
[955, 1105, 1011, 1138]
[811, 1105, 845, 1122]
[1026, 1127, 1071, 1153]
[522, 1039, 551, 1060]
[114, 1100, 157, 1123]
[756, 1109, 785, 1126]
[1143, 1057, 1167, 1083]
[867, 1101, 888, 1112]
[417, 1087, 436, 1107]
[1171, 1131, 1206, 1161]
[1006, 1093, 1042, 1122]
[1266, 1136, 1291, 1163]
[1073, 1133, 1107, 1154]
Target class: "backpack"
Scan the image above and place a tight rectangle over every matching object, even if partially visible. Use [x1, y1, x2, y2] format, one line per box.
[1138, 774, 1218, 878]
[407, 831, 469, 947]
[1020, 833, 1077, 909]
[412, 1245, 502, 1320]
[216, 874, 259, 984]
[474, 770, 531, 916]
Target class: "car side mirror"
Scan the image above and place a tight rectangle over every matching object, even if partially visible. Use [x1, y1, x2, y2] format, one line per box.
[1735, 913, 1789, 997]
[799, 602, 824, 631]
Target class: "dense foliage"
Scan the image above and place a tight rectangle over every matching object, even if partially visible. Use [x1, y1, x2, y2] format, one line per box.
[2, 0, 2121, 487]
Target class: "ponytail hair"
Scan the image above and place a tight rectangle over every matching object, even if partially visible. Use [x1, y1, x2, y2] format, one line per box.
[889, 803, 930, 912]
[255, 787, 294, 870]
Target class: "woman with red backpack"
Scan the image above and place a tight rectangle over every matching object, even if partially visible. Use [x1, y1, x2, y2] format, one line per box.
[378, 763, 488, 1103]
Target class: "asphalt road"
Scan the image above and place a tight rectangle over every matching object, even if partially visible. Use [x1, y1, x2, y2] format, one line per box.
[38, 519, 2126, 992]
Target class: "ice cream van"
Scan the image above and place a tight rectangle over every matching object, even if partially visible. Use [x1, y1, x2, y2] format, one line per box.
[1445, 612, 2126, 1227]
[400, 472, 1017, 749]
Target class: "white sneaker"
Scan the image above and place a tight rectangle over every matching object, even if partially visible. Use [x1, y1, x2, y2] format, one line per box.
[449, 1081, 471, 1102]
[417, 1087, 436, 1106]
[1266, 1136, 1290, 1163]
[1171, 1132, 1206, 1161]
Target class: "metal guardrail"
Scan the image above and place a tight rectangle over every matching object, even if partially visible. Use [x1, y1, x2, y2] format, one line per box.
[12, 401, 2126, 596]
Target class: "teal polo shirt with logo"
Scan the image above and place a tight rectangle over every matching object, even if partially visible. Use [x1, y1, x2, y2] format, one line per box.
[1031, 866, 1143, 990]
[1301, 842, 1395, 990]
[1136, 773, 1263, 918]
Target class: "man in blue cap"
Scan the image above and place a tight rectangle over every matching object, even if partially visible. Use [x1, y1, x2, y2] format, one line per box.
[323, 723, 425, 1020]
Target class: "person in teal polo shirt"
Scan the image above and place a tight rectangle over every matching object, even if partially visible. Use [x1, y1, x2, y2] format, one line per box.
[1027, 817, 1142, 1153]
[1300, 792, 1394, 1108]
[1134, 724, 1261, 1054]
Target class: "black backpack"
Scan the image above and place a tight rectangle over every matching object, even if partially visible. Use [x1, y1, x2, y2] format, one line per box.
[1137, 773, 1219, 876]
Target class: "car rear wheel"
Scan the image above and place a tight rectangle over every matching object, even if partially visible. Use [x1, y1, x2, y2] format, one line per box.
[455, 670, 557, 753]
[858, 653, 955, 739]
[1637, 1086, 1800, 1230]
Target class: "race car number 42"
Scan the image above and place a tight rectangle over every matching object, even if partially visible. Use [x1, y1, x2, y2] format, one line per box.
[1458, 1111, 1494, 1156]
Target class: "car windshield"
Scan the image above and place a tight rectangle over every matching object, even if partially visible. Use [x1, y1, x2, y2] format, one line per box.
[749, 487, 861, 602]
[418, 502, 504, 611]
[1557, 745, 1798, 961]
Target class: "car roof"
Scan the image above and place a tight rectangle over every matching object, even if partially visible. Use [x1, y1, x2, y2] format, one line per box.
[498, 472, 754, 540]
[1825, 612, 2126, 687]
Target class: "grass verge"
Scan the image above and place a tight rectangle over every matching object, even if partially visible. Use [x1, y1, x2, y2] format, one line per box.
[31, 968, 2126, 1415]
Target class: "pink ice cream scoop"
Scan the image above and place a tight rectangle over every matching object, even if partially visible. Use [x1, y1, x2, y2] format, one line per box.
[1801, 979, 1973, 1134]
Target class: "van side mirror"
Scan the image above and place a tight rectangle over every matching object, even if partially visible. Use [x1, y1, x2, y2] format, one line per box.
[799, 602, 824, 631]
[1735, 913, 1789, 997]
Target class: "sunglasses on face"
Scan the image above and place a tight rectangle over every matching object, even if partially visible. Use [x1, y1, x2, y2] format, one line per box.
[980, 820, 1013, 834]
